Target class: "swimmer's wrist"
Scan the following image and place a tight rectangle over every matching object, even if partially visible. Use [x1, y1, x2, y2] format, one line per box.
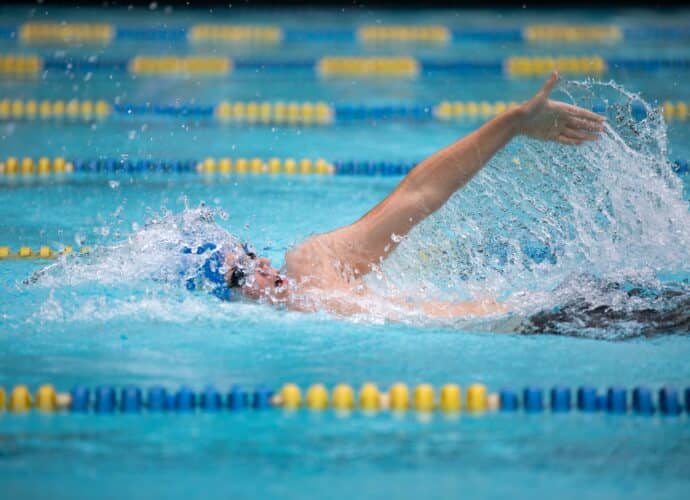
[505, 106, 527, 137]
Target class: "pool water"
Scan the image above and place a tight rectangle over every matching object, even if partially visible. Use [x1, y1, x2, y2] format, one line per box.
[1, 5, 690, 499]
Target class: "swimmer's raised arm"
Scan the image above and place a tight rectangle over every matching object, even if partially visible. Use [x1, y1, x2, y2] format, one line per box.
[317, 72, 604, 273]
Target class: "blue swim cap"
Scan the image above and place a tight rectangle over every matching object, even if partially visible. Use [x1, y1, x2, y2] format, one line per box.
[183, 242, 232, 301]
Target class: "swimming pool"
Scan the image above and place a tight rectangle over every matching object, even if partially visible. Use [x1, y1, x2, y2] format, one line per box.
[1, 5, 689, 499]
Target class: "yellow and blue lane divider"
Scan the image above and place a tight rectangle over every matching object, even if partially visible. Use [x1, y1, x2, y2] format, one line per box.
[0, 156, 337, 176]
[0, 382, 688, 416]
[1, 157, 688, 177]
[3, 53, 690, 79]
[0, 245, 90, 260]
[5, 23, 690, 45]
[6, 99, 690, 125]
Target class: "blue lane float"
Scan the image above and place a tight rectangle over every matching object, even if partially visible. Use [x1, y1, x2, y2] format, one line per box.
[252, 385, 274, 410]
[577, 386, 598, 412]
[282, 28, 354, 43]
[499, 389, 518, 411]
[593, 391, 606, 411]
[114, 103, 215, 117]
[175, 386, 197, 412]
[200, 385, 223, 411]
[227, 385, 249, 411]
[69, 385, 90, 412]
[550, 386, 572, 412]
[116, 27, 187, 41]
[607, 387, 628, 414]
[659, 386, 682, 416]
[147, 386, 169, 411]
[633, 387, 655, 415]
[523, 387, 544, 413]
[451, 28, 522, 42]
[94, 386, 116, 414]
[121, 386, 142, 413]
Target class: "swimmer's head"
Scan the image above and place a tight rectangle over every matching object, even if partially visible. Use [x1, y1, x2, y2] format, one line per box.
[224, 243, 288, 303]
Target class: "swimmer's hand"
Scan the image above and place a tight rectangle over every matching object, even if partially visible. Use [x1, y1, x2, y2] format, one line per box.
[518, 71, 605, 145]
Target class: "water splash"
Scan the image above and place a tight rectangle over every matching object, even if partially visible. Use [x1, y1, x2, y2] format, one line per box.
[24, 80, 690, 339]
[28, 207, 239, 289]
[373, 80, 690, 338]
[24, 207, 285, 326]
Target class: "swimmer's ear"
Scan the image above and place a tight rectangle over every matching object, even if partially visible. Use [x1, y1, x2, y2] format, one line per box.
[540, 71, 560, 98]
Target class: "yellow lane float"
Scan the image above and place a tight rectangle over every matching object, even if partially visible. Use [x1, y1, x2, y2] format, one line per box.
[189, 25, 282, 44]
[317, 57, 420, 78]
[358, 25, 450, 44]
[129, 56, 232, 76]
[523, 25, 622, 43]
[20, 23, 114, 44]
[505, 56, 606, 77]
[0, 55, 42, 78]
[195, 157, 333, 175]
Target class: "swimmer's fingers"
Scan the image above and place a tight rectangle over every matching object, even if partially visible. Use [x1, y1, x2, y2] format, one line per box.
[565, 115, 605, 133]
[563, 126, 600, 142]
[559, 102, 606, 124]
[555, 133, 584, 146]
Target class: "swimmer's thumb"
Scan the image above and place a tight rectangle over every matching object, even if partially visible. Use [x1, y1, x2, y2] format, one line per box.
[539, 71, 559, 98]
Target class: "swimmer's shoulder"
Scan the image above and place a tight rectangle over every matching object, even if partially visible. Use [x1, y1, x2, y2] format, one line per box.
[284, 234, 340, 286]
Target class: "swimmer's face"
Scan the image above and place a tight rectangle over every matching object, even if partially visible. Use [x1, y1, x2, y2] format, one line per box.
[224, 251, 287, 303]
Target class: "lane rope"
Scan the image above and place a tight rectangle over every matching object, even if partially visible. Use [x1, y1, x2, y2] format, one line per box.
[5, 23, 690, 45]
[4, 54, 690, 79]
[1, 157, 688, 177]
[0, 245, 90, 260]
[1, 382, 687, 416]
[2, 99, 689, 124]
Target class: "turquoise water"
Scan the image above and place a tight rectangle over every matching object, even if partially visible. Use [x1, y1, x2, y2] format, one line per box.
[1, 6, 690, 500]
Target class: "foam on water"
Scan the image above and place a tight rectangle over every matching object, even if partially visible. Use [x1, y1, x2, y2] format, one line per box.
[25, 80, 690, 338]
[29, 207, 236, 288]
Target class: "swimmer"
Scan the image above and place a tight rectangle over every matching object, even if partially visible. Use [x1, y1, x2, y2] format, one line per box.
[216, 72, 605, 319]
